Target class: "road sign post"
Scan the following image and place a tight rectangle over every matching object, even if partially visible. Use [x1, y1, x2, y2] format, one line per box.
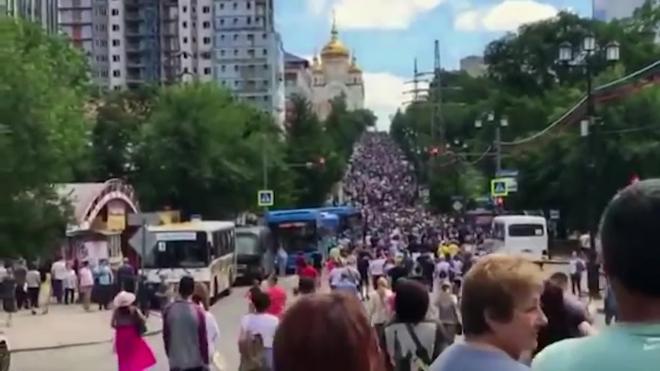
[258, 190, 274, 208]
[128, 213, 159, 270]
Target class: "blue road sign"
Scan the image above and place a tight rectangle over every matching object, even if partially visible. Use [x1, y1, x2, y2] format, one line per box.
[491, 179, 508, 197]
[258, 190, 274, 207]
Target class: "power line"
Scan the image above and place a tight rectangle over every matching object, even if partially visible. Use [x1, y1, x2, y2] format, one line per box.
[499, 59, 660, 146]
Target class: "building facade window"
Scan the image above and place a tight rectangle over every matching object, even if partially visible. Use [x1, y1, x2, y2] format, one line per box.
[111, 24, 119, 31]
[111, 8, 119, 16]
[112, 70, 121, 77]
[112, 55, 120, 62]
[112, 39, 120, 46]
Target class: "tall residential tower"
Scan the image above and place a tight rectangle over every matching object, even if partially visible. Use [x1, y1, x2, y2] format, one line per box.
[212, 0, 285, 127]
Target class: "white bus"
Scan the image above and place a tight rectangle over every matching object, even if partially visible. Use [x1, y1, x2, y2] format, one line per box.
[490, 215, 548, 261]
[142, 221, 236, 299]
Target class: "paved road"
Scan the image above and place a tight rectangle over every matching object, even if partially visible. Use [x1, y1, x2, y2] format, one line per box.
[11, 282, 263, 371]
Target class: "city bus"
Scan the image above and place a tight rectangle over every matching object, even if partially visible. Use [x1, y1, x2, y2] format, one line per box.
[319, 212, 340, 261]
[490, 215, 548, 261]
[266, 209, 322, 270]
[235, 225, 275, 281]
[142, 221, 236, 299]
[318, 206, 363, 239]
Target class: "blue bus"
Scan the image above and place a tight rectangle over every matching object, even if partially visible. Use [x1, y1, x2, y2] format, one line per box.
[266, 209, 323, 270]
[318, 206, 363, 239]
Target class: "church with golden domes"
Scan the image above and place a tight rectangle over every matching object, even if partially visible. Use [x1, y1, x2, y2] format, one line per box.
[309, 16, 365, 120]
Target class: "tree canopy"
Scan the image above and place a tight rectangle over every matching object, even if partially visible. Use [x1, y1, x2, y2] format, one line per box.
[392, 7, 660, 232]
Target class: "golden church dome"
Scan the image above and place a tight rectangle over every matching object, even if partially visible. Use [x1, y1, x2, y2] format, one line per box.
[349, 55, 362, 73]
[321, 14, 350, 59]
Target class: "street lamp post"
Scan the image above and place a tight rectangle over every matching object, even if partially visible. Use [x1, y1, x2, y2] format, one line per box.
[475, 112, 508, 176]
[558, 36, 620, 252]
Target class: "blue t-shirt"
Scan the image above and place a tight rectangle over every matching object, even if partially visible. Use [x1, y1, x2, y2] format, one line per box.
[431, 342, 530, 371]
[532, 323, 660, 371]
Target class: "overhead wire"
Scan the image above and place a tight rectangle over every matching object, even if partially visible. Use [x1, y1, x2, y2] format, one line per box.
[499, 59, 660, 147]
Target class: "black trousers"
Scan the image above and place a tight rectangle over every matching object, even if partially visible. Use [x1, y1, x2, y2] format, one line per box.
[570, 273, 582, 296]
[52, 279, 63, 303]
[27, 287, 39, 308]
[64, 288, 75, 305]
[15, 287, 27, 309]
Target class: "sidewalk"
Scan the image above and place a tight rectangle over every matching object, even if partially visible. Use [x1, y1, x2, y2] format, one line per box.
[2, 304, 163, 353]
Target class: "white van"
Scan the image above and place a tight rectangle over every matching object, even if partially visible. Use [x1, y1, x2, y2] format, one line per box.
[490, 215, 548, 260]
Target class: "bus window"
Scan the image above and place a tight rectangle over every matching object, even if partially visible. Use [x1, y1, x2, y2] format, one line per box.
[145, 238, 209, 268]
[508, 224, 545, 237]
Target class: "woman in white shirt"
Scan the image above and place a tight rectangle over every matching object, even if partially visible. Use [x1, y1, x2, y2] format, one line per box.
[192, 283, 220, 369]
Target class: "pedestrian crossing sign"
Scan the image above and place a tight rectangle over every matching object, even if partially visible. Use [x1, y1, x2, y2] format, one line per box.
[491, 179, 509, 197]
[258, 190, 274, 207]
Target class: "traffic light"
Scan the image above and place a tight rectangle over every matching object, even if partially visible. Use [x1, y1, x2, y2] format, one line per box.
[318, 157, 326, 166]
[630, 174, 640, 184]
[429, 147, 440, 156]
[495, 197, 504, 206]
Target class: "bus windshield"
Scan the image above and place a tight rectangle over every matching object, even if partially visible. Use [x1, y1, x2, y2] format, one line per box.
[144, 240, 209, 268]
[508, 224, 545, 237]
[236, 234, 260, 255]
[272, 221, 317, 253]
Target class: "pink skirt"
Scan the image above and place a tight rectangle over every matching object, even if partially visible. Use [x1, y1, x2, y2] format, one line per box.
[115, 325, 157, 371]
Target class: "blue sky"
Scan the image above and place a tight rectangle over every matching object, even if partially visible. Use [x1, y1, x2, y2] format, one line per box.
[275, 0, 594, 129]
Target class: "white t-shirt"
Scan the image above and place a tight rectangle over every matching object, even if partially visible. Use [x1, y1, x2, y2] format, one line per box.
[369, 258, 386, 276]
[51, 260, 68, 280]
[204, 309, 220, 357]
[64, 269, 77, 289]
[569, 258, 584, 275]
[240, 313, 279, 349]
[329, 267, 345, 286]
[435, 261, 450, 279]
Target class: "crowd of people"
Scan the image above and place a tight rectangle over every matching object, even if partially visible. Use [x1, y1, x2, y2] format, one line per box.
[4, 133, 660, 371]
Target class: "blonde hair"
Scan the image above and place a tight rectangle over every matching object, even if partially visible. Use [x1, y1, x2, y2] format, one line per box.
[461, 254, 545, 335]
[192, 282, 210, 311]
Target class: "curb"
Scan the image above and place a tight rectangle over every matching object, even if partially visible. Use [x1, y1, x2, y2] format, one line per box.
[11, 312, 163, 354]
[10, 329, 163, 354]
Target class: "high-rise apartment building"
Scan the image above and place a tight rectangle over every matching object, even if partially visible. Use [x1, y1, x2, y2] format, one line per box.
[593, 0, 647, 21]
[213, 0, 285, 127]
[55, 0, 214, 91]
[283, 51, 313, 123]
[460, 55, 487, 78]
[1, 0, 59, 34]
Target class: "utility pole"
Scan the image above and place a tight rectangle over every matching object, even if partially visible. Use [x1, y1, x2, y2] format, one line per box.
[433, 40, 444, 144]
[262, 132, 269, 212]
[495, 123, 503, 175]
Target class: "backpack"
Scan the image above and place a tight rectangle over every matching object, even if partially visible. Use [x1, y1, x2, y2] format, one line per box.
[391, 322, 446, 371]
[238, 333, 269, 371]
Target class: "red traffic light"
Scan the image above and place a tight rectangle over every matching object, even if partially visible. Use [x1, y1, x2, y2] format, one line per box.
[318, 157, 326, 166]
[495, 197, 504, 206]
[630, 174, 640, 184]
[429, 147, 440, 156]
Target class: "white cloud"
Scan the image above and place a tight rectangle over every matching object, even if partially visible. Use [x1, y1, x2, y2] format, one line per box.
[363, 72, 408, 131]
[454, 10, 480, 31]
[454, 0, 558, 32]
[307, 0, 328, 16]
[334, 0, 447, 30]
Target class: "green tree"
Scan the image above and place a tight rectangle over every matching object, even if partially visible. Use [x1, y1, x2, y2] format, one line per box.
[134, 83, 292, 217]
[285, 95, 339, 207]
[92, 86, 158, 180]
[0, 19, 90, 257]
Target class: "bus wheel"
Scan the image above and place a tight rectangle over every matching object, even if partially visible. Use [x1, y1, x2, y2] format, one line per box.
[223, 272, 233, 296]
[211, 277, 219, 304]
